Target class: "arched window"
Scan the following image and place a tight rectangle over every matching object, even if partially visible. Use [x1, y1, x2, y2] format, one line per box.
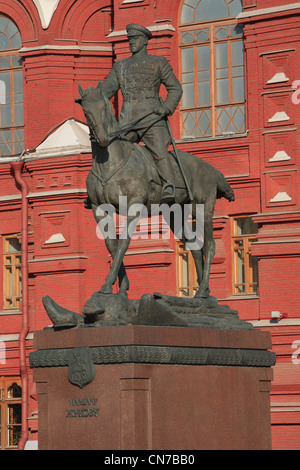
[0, 378, 22, 448]
[0, 15, 24, 157]
[179, 0, 245, 139]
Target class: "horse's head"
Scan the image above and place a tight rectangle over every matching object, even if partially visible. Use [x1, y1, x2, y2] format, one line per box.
[76, 80, 113, 147]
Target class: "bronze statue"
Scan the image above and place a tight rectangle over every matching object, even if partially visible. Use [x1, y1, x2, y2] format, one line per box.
[101, 24, 183, 203]
[39, 25, 258, 331]
[76, 79, 234, 299]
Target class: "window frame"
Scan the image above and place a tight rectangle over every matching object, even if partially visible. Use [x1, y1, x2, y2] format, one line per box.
[0, 377, 22, 449]
[0, 15, 24, 157]
[231, 216, 259, 295]
[176, 241, 199, 297]
[179, 6, 246, 139]
[3, 235, 22, 310]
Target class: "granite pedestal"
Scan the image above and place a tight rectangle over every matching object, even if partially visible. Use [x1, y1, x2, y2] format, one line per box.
[30, 325, 275, 450]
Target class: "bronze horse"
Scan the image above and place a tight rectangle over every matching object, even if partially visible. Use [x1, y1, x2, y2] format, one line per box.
[77, 81, 234, 299]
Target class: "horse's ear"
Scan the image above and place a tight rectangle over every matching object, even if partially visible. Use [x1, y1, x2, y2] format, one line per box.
[97, 80, 102, 90]
[78, 83, 84, 96]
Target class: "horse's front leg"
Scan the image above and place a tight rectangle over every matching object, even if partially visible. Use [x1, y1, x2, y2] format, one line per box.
[103, 237, 130, 296]
[100, 206, 143, 294]
[100, 236, 131, 294]
[93, 203, 130, 295]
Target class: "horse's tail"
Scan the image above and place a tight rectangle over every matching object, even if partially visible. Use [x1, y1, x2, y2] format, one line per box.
[216, 169, 235, 202]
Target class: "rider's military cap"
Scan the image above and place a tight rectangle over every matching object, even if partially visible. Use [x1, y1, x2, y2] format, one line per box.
[126, 24, 153, 39]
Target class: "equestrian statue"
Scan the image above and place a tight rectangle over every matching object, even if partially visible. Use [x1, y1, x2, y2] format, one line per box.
[77, 24, 234, 300]
[41, 24, 240, 329]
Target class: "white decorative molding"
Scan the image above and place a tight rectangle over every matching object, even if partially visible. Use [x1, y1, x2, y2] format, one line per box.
[0, 194, 22, 201]
[251, 318, 300, 327]
[122, 0, 144, 3]
[267, 72, 289, 84]
[27, 188, 87, 198]
[33, 0, 60, 30]
[28, 255, 88, 263]
[269, 150, 291, 162]
[237, 3, 300, 19]
[44, 233, 66, 244]
[24, 119, 91, 160]
[107, 23, 175, 38]
[19, 44, 112, 53]
[269, 191, 292, 203]
[0, 333, 34, 340]
[268, 111, 290, 123]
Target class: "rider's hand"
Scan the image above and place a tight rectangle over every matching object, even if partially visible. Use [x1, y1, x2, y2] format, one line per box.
[153, 105, 168, 116]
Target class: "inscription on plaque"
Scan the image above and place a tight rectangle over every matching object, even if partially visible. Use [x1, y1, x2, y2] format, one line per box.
[66, 397, 99, 418]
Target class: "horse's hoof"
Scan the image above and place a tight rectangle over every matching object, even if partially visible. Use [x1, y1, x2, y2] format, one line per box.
[99, 284, 113, 295]
[118, 290, 128, 299]
[195, 287, 210, 299]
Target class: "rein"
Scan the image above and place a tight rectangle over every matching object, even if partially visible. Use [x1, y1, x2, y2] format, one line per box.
[108, 114, 165, 139]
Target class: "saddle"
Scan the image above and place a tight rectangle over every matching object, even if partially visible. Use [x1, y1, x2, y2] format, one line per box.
[134, 143, 186, 190]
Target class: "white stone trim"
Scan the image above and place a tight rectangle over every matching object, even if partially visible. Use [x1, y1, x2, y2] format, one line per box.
[27, 188, 87, 199]
[267, 72, 289, 85]
[268, 111, 290, 123]
[0, 333, 34, 341]
[23, 119, 92, 160]
[237, 3, 300, 19]
[107, 23, 175, 38]
[122, 0, 144, 3]
[0, 194, 22, 202]
[33, 0, 60, 30]
[269, 150, 291, 162]
[251, 318, 300, 327]
[28, 255, 88, 263]
[19, 44, 113, 53]
[269, 191, 292, 203]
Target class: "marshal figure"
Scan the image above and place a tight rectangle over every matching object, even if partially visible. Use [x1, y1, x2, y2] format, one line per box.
[101, 23, 183, 203]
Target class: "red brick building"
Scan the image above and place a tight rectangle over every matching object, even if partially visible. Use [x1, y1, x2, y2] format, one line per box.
[0, 0, 299, 450]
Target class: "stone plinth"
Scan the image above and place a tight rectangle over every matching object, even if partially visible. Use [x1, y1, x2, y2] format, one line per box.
[30, 325, 275, 450]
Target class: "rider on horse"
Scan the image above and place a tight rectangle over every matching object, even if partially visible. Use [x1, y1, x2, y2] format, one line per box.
[100, 23, 183, 204]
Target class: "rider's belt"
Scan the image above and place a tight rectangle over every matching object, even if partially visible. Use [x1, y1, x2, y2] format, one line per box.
[123, 96, 156, 102]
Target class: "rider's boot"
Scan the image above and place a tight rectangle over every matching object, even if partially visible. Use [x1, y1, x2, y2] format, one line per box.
[157, 158, 176, 204]
[84, 197, 93, 209]
[161, 182, 176, 204]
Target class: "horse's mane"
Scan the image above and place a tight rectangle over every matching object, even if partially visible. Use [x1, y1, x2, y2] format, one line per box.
[101, 91, 120, 137]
